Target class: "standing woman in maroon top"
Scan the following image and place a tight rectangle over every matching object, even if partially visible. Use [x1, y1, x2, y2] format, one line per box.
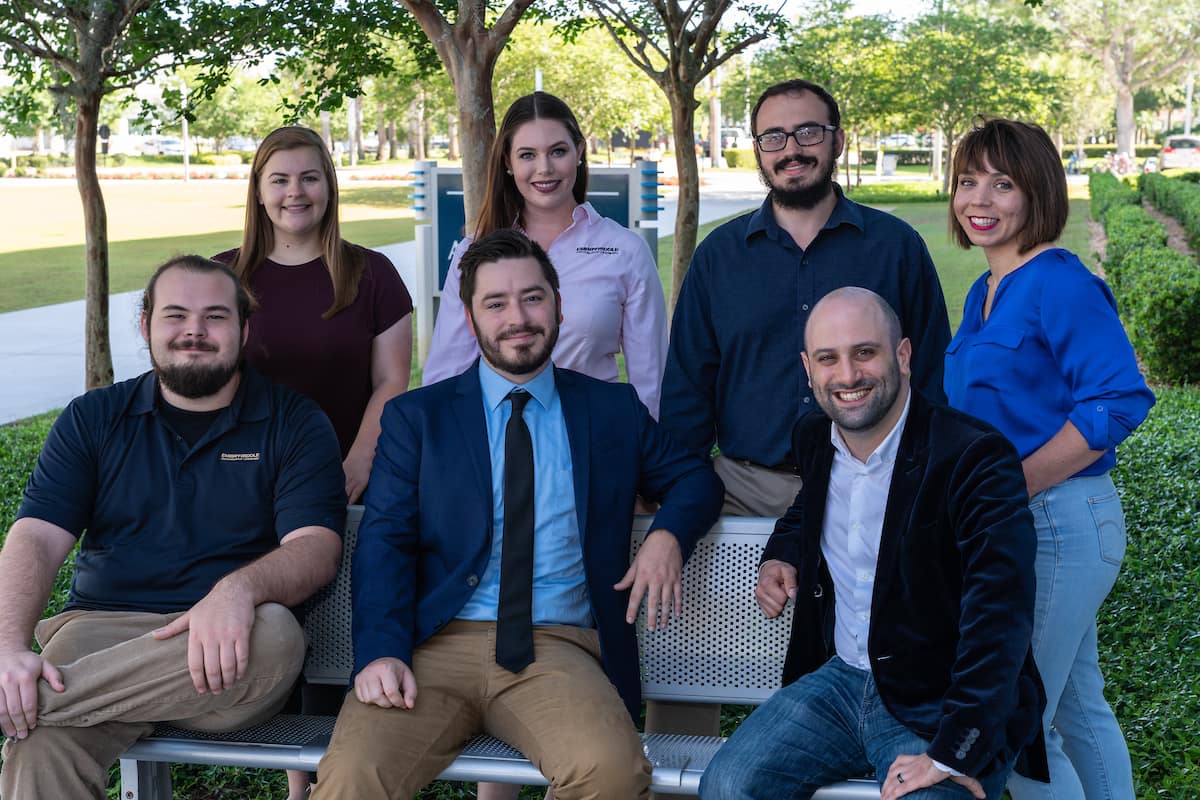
[219, 126, 413, 503]
[218, 126, 413, 800]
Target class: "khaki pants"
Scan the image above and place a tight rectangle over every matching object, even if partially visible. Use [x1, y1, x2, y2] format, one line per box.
[645, 456, 803, 764]
[0, 603, 306, 799]
[311, 620, 650, 800]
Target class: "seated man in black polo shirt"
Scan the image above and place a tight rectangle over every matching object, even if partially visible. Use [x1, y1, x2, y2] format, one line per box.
[0, 255, 347, 798]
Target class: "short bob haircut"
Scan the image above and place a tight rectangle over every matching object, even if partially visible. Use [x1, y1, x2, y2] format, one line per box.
[473, 92, 589, 239]
[458, 229, 560, 310]
[142, 254, 253, 326]
[231, 126, 367, 318]
[750, 79, 841, 135]
[950, 117, 1068, 253]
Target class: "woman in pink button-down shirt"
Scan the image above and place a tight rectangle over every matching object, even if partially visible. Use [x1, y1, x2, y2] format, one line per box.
[423, 92, 667, 418]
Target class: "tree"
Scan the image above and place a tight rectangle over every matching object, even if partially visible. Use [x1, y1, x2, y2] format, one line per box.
[895, 11, 1059, 193]
[581, 0, 783, 306]
[0, 1, 340, 389]
[397, 0, 541, 224]
[1050, 0, 1200, 157]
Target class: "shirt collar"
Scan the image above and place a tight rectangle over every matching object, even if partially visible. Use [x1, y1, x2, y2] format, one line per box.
[478, 359, 558, 413]
[745, 183, 864, 244]
[829, 388, 911, 467]
[513, 202, 595, 235]
[128, 365, 269, 423]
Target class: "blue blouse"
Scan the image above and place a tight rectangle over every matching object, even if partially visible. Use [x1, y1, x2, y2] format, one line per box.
[944, 248, 1154, 477]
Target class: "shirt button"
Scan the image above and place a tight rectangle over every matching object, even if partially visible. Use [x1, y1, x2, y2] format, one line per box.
[1096, 404, 1104, 411]
[466, 574, 479, 587]
[802, 303, 810, 311]
[803, 397, 811, 404]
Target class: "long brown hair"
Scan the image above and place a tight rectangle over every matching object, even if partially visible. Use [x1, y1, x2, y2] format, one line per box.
[232, 126, 365, 318]
[473, 92, 589, 239]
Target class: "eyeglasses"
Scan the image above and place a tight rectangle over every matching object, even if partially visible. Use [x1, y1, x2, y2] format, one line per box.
[755, 125, 839, 152]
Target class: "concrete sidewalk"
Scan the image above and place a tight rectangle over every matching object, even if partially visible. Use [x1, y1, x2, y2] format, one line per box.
[1, 179, 766, 425]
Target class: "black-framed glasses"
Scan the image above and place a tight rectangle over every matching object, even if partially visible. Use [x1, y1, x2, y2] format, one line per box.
[755, 125, 839, 152]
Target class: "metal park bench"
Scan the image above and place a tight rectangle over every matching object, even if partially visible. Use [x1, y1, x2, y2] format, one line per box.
[119, 509, 879, 798]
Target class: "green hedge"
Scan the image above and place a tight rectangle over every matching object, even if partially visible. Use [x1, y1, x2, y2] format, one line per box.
[1089, 172, 1141, 220]
[1065, 144, 1159, 159]
[1140, 172, 1200, 253]
[722, 148, 753, 168]
[1094, 175, 1200, 384]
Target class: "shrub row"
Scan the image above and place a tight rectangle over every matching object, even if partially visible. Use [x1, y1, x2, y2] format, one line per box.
[1140, 172, 1200, 253]
[1095, 176, 1200, 384]
[1065, 144, 1159, 159]
[1089, 172, 1141, 220]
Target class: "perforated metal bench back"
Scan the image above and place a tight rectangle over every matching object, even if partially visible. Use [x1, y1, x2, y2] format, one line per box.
[303, 508, 792, 706]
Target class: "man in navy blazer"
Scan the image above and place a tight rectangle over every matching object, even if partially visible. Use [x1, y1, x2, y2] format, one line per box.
[312, 230, 723, 800]
[700, 288, 1046, 800]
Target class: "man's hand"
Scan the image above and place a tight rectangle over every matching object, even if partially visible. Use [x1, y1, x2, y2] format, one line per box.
[151, 578, 256, 695]
[755, 560, 798, 618]
[354, 657, 418, 709]
[0, 649, 64, 739]
[614, 529, 682, 631]
[882, 753, 984, 800]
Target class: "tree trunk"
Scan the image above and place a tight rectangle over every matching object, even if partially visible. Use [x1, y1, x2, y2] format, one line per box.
[941, 129, 955, 195]
[448, 115, 460, 161]
[668, 87, 700, 312]
[411, 95, 426, 161]
[76, 93, 114, 389]
[388, 120, 398, 160]
[1115, 84, 1135, 156]
[452, 61, 498, 228]
[376, 105, 387, 161]
[321, 111, 332, 151]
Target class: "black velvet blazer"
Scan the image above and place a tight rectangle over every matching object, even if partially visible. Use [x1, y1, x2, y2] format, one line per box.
[762, 389, 1049, 781]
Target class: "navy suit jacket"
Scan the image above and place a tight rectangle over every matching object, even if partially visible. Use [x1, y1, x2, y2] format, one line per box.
[762, 390, 1048, 780]
[353, 363, 724, 722]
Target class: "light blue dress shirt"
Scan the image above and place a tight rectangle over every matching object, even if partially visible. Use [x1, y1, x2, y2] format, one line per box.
[457, 361, 593, 627]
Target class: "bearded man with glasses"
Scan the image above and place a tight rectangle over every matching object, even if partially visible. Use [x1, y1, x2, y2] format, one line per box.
[661, 78, 952, 525]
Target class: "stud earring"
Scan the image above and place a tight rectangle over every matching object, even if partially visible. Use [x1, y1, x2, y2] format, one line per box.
[506, 169, 513, 175]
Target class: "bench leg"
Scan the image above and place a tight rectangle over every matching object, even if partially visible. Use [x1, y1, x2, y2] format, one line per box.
[118, 758, 172, 800]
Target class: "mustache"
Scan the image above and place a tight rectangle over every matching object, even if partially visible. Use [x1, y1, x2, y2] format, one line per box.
[775, 155, 818, 172]
[499, 325, 543, 340]
[170, 340, 219, 352]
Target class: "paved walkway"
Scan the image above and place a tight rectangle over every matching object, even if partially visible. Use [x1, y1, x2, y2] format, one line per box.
[0, 173, 768, 424]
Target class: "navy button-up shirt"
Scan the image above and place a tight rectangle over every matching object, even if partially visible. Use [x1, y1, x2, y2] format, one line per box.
[17, 367, 346, 613]
[661, 189, 951, 466]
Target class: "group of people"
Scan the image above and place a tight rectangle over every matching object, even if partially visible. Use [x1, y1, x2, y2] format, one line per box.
[0, 77, 1154, 800]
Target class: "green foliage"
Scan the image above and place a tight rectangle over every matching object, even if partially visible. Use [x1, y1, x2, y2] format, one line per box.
[1140, 172, 1200, 252]
[1066, 144, 1159, 160]
[842, 182, 946, 204]
[1106, 387, 1200, 796]
[1088, 172, 1141, 220]
[722, 148, 753, 168]
[1095, 175, 1200, 384]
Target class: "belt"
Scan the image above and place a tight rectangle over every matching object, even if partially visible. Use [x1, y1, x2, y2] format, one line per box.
[739, 458, 802, 477]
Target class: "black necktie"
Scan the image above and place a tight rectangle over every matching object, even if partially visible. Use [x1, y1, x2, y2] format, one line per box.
[496, 390, 535, 672]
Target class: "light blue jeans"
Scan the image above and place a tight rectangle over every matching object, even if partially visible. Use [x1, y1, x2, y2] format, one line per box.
[699, 656, 1012, 800]
[1007, 474, 1135, 800]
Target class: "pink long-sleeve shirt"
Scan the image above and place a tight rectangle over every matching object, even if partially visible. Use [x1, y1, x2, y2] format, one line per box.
[422, 203, 667, 417]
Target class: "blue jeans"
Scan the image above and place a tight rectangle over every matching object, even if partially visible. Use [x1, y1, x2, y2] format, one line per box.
[699, 657, 1012, 800]
[1007, 474, 1134, 800]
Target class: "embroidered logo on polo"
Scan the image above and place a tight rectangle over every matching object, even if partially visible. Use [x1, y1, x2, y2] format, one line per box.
[220, 452, 261, 461]
[575, 246, 620, 255]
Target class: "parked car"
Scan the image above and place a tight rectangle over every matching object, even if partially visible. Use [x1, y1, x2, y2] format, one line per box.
[1160, 135, 1200, 170]
[883, 133, 916, 148]
[720, 127, 752, 150]
[143, 136, 185, 156]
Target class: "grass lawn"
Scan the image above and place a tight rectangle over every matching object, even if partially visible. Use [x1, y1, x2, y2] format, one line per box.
[0, 181, 414, 313]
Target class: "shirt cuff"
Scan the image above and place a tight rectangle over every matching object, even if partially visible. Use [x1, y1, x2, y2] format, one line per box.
[930, 758, 965, 777]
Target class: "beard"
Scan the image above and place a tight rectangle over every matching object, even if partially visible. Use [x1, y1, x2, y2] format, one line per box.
[758, 150, 837, 210]
[814, 363, 901, 434]
[476, 321, 560, 377]
[152, 340, 242, 399]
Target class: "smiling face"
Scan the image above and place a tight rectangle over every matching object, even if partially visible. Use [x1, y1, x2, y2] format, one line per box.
[141, 266, 246, 401]
[507, 118, 582, 218]
[951, 155, 1030, 256]
[753, 91, 843, 210]
[256, 145, 330, 246]
[465, 255, 562, 383]
[802, 290, 911, 457]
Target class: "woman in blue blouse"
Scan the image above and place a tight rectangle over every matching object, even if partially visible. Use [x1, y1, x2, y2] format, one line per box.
[944, 118, 1155, 800]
